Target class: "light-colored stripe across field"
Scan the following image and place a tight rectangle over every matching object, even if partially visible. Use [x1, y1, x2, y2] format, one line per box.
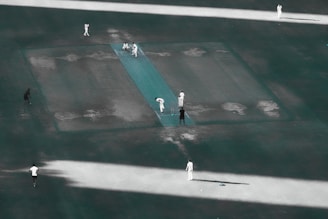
[1, 0, 328, 25]
[39, 160, 328, 209]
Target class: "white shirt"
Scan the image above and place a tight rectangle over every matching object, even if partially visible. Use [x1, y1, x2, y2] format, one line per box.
[131, 44, 138, 57]
[30, 166, 39, 176]
[178, 96, 184, 107]
[277, 5, 282, 12]
[156, 98, 165, 104]
[179, 91, 185, 99]
[186, 161, 193, 172]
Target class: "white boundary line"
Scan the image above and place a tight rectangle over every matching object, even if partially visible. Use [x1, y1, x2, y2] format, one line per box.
[1, 0, 328, 25]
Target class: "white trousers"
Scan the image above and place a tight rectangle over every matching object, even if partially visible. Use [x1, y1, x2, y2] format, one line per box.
[187, 171, 193, 180]
[159, 103, 165, 112]
[132, 49, 138, 57]
[84, 28, 89, 36]
[178, 96, 184, 108]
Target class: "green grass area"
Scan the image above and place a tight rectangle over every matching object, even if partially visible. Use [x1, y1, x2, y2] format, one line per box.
[1, 2, 328, 219]
[24, 45, 159, 131]
[142, 42, 291, 124]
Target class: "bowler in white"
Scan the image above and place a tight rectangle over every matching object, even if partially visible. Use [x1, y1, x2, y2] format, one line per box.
[155, 97, 165, 113]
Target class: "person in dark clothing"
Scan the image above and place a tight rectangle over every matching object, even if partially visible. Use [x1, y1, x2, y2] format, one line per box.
[179, 107, 185, 125]
[24, 88, 31, 104]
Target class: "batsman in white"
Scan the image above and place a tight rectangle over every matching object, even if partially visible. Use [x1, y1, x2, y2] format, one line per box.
[131, 42, 138, 57]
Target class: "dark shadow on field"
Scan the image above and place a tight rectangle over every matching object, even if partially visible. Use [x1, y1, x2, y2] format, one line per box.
[283, 17, 320, 22]
[193, 178, 249, 185]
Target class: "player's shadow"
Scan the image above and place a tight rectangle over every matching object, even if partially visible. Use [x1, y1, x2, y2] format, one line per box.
[282, 17, 320, 22]
[192, 178, 249, 185]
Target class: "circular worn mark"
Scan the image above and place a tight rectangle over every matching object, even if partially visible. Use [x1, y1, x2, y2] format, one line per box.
[183, 48, 206, 57]
[221, 102, 247, 115]
[257, 100, 280, 118]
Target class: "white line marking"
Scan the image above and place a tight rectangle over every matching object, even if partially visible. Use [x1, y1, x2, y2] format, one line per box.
[155, 111, 162, 120]
[27, 160, 328, 209]
[1, 0, 328, 25]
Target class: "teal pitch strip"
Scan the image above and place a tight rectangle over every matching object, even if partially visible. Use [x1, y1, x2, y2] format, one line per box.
[111, 43, 194, 127]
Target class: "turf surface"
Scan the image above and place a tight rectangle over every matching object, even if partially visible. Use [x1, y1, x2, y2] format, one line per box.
[1, 1, 328, 219]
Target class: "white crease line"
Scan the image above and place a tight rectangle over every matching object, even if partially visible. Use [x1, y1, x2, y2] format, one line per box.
[0, 0, 328, 25]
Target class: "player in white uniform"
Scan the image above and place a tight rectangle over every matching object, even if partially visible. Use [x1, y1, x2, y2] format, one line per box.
[185, 160, 193, 181]
[122, 42, 130, 51]
[131, 42, 138, 57]
[29, 164, 39, 187]
[155, 97, 165, 113]
[83, 23, 90, 36]
[277, 4, 282, 19]
[178, 90, 185, 108]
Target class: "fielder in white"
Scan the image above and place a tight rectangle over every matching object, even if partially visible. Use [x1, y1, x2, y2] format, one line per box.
[185, 159, 193, 181]
[122, 42, 130, 51]
[277, 4, 282, 19]
[83, 23, 90, 36]
[29, 164, 39, 187]
[155, 97, 165, 113]
[131, 42, 138, 57]
[178, 90, 185, 108]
